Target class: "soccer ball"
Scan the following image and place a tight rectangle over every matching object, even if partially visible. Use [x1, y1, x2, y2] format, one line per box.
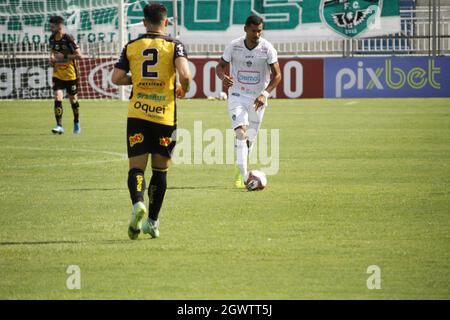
[246, 170, 267, 191]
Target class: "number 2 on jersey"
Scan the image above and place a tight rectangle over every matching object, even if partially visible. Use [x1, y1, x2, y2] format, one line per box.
[142, 48, 159, 79]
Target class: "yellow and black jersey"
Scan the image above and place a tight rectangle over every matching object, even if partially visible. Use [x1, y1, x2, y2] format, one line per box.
[115, 33, 188, 126]
[49, 33, 79, 81]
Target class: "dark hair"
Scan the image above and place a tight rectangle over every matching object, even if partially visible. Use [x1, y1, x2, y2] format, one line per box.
[49, 16, 64, 25]
[245, 15, 263, 27]
[144, 3, 168, 25]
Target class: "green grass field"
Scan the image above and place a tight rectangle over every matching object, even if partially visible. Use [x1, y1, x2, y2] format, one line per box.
[0, 98, 449, 299]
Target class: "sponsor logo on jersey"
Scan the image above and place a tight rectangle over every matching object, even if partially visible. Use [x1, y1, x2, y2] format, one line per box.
[134, 101, 166, 115]
[159, 137, 172, 147]
[176, 44, 185, 57]
[55, 63, 69, 69]
[129, 133, 144, 147]
[136, 93, 166, 101]
[246, 60, 253, 67]
[237, 71, 261, 84]
[137, 80, 166, 89]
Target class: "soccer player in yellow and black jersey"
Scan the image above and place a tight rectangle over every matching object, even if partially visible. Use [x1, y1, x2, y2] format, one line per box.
[49, 16, 82, 134]
[112, 3, 191, 239]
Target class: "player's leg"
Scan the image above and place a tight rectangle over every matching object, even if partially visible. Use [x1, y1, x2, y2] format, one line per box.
[126, 119, 149, 240]
[247, 102, 267, 156]
[68, 81, 80, 134]
[127, 154, 149, 240]
[142, 124, 176, 238]
[51, 78, 64, 134]
[235, 125, 249, 183]
[142, 153, 171, 239]
[228, 97, 250, 188]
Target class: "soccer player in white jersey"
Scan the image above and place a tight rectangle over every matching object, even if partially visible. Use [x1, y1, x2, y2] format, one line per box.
[216, 15, 282, 188]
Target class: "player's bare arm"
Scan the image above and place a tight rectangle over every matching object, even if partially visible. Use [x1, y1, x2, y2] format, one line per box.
[49, 50, 56, 66]
[111, 68, 132, 86]
[215, 58, 234, 88]
[175, 56, 192, 98]
[254, 62, 282, 111]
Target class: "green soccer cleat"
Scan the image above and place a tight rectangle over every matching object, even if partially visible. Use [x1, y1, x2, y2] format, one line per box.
[142, 218, 160, 238]
[128, 201, 146, 240]
[234, 166, 245, 189]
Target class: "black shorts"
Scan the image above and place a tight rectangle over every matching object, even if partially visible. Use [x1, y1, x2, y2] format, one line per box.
[127, 118, 177, 159]
[52, 77, 78, 96]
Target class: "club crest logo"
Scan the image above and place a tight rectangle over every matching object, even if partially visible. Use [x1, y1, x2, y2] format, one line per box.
[129, 133, 144, 147]
[321, 0, 383, 38]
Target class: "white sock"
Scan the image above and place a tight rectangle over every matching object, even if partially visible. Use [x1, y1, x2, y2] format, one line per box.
[236, 139, 248, 178]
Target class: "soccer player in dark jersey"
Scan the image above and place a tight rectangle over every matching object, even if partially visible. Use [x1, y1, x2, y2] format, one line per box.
[49, 16, 82, 134]
[112, 3, 191, 239]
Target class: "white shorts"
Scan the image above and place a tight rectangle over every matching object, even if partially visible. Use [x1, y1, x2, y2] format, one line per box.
[228, 93, 266, 139]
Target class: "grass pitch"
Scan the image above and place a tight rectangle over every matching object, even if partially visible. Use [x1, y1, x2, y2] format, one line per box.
[0, 98, 449, 299]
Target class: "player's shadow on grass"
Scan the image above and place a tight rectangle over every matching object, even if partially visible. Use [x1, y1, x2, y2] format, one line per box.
[0, 239, 132, 246]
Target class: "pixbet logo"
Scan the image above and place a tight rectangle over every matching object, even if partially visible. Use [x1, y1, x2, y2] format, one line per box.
[335, 59, 441, 97]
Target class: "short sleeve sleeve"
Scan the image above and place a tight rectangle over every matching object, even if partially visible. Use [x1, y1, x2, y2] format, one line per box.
[267, 46, 278, 65]
[222, 44, 232, 63]
[115, 45, 130, 72]
[174, 41, 188, 59]
[49, 36, 54, 50]
[67, 34, 79, 53]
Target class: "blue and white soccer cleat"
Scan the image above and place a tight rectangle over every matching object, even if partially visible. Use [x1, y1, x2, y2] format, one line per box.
[73, 122, 81, 134]
[142, 218, 160, 238]
[51, 125, 64, 135]
[128, 201, 147, 240]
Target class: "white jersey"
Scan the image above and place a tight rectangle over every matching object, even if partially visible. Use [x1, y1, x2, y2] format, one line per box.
[222, 36, 278, 99]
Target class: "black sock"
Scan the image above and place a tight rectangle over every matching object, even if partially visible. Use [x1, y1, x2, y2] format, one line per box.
[71, 101, 80, 123]
[127, 168, 146, 204]
[54, 101, 63, 126]
[148, 168, 167, 221]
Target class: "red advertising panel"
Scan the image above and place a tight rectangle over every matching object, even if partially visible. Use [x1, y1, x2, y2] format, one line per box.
[187, 58, 324, 99]
[0, 58, 324, 99]
[276, 58, 324, 99]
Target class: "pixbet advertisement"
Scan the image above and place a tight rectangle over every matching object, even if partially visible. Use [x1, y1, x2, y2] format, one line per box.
[325, 57, 450, 98]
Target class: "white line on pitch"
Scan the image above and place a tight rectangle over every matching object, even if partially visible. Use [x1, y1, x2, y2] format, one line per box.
[1, 146, 127, 169]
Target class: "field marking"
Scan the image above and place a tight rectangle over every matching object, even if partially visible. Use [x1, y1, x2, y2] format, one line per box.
[1, 146, 127, 169]
[345, 101, 359, 105]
